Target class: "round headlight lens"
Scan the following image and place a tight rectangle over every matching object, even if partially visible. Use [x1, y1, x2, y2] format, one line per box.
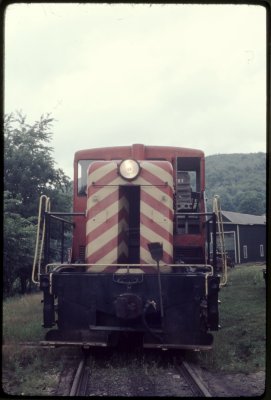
[119, 159, 140, 180]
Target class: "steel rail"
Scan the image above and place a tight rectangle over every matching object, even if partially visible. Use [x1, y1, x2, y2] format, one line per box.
[179, 361, 212, 397]
[69, 355, 89, 396]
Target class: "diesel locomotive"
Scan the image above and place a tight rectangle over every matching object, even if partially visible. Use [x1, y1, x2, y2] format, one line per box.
[33, 144, 222, 350]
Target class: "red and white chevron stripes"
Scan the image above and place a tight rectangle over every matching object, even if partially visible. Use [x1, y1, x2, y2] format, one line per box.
[86, 160, 173, 270]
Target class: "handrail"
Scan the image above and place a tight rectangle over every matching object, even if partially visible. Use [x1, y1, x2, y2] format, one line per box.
[212, 195, 227, 286]
[45, 262, 214, 272]
[32, 195, 51, 284]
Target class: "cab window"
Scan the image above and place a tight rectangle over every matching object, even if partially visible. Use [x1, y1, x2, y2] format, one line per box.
[78, 160, 93, 196]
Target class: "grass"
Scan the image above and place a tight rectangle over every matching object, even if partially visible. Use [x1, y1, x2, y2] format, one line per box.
[2, 292, 78, 396]
[195, 263, 266, 373]
[2, 345, 65, 396]
[3, 292, 46, 342]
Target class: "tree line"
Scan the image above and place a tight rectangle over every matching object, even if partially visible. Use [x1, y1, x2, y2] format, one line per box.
[205, 152, 266, 215]
[3, 112, 266, 296]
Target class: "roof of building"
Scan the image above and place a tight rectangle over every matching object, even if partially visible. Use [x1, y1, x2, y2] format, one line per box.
[222, 210, 266, 225]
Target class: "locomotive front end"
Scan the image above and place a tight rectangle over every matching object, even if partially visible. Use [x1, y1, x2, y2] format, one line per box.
[40, 152, 220, 350]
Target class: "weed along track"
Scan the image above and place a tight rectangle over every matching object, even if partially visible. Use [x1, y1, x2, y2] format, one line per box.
[65, 349, 211, 397]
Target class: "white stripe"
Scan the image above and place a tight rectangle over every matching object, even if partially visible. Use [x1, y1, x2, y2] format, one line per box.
[141, 185, 173, 206]
[140, 247, 154, 264]
[87, 186, 118, 211]
[141, 201, 172, 226]
[86, 200, 119, 235]
[86, 223, 118, 257]
[94, 247, 118, 264]
[140, 225, 173, 256]
[87, 162, 116, 184]
[141, 161, 173, 186]
[86, 199, 129, 236]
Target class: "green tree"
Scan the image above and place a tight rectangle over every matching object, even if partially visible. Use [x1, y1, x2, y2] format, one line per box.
[235, 190, 265, 215]
[205, 153, 266, 215]
[4, 112, 72, 295]
[4, 112, 71, 218]
[3, 191, 36, 295]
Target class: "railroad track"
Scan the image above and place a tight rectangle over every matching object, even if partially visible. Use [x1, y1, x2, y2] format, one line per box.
[68, 350, 212, 397]
[178, 360, 212, 397]
[69, 354, 90, 396]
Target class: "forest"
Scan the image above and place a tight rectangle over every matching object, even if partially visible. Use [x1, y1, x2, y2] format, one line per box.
[3, 112, 266, 296]
[205, 152, 266, 215]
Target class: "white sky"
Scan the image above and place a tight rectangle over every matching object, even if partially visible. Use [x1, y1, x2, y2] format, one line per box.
[5, 3, 267, 178]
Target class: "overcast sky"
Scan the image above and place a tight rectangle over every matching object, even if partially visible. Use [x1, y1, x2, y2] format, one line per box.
[5, 3, 266, 178]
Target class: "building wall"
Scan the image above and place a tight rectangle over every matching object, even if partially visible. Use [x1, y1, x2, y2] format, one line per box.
[222, 224, 266, 264]
[238, 225, 266, 263]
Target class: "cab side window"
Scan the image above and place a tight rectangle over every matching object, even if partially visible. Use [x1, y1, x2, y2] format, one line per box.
[78, 160, 93, 196]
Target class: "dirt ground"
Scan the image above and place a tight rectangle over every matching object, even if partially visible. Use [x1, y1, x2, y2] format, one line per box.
[197, 368, 266, 397]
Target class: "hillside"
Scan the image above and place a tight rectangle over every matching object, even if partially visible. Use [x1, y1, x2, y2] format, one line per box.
[205, 152, 266, 215]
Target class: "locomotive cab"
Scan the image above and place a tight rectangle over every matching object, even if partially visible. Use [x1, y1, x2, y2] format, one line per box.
[174, 156, 206, 264]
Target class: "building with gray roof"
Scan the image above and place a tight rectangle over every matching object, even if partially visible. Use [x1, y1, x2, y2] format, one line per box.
[218, 211, 266, 264]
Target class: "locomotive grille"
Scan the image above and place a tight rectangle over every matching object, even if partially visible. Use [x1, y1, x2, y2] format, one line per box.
[79, 245, 86, 262]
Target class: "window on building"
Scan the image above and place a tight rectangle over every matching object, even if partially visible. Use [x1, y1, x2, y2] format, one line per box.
[243, 245, 248, 259]
[260, 244, 264, 257]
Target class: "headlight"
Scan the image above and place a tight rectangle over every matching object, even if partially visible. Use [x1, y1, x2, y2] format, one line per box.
[119, 159, 141, 181]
